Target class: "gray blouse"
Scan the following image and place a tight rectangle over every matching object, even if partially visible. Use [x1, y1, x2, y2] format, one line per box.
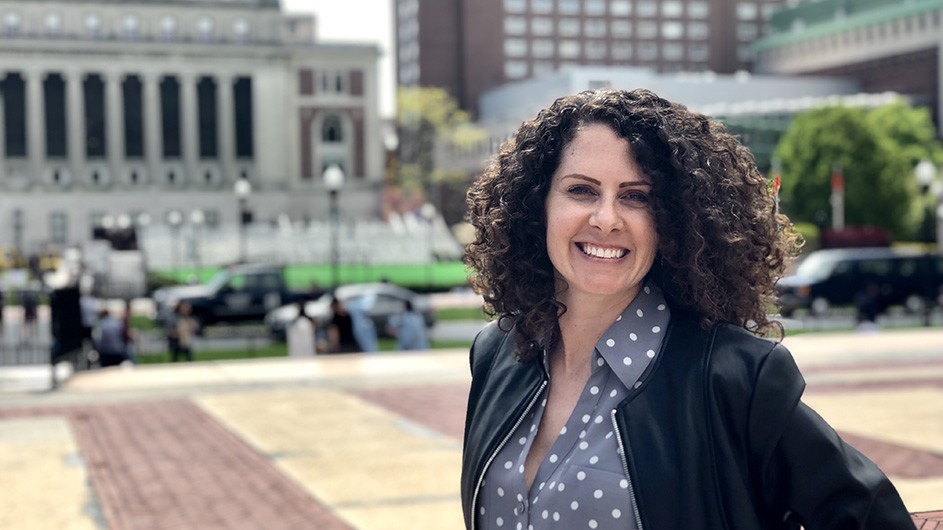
[478, 282, 670, 529]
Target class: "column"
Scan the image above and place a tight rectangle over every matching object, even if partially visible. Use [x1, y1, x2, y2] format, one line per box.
[25, 68, 45, 182]
[105, 71, 124, 184]
[142, 71, 161, 184]
[180, 71, 198, 183]
[217, 73, 235, 181]
[65, 69, 85, 183]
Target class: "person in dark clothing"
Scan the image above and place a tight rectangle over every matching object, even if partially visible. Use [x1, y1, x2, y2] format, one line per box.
[326, 297, 359, 353]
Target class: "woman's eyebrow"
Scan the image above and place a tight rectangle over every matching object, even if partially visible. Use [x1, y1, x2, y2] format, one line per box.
[560, 174, 651, 187]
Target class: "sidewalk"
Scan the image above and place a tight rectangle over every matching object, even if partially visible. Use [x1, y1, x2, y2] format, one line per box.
[1, 328, 942, 529]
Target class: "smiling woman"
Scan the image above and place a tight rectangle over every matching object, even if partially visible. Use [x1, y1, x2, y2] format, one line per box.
[460, 89, 917, 530]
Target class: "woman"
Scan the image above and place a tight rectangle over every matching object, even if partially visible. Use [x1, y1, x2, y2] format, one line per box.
[461, 89, 914, 529]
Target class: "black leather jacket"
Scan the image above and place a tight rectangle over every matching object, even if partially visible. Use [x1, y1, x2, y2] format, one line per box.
[461, 313, 916, 529]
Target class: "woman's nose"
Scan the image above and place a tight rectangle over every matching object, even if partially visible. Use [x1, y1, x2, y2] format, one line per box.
[590, 199, 623, 232]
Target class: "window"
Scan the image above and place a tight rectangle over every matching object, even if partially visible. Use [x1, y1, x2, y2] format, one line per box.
[532, 0, 553, 13]
[611, 20, 632, 38]
[585, 19, 607, 38]
[122, 14, 140, 39]
[559, 40, 581, 58]
[233, 18, 250, 41]
[531, 17, 553, 35]
[85, 12, 103, 36]
[533, 61, 555, 75]
[688, 42, 709, 61]
[663, 43, 683, 60]
[44, 12, 62, 35]
[560, 0, 580, 14]
[637, 0, 657, 17]
[504, 0, 526, 12]
[687, 1, 709, 18]
[610, 0, 631, 16]
[612, 41, 633, 60]
[585, 41, 607, 60]
[638, 42, 658, 60]
[504, 38, 527, 57]
[737, 3, 758, 20]
[3, 10, 22, 35]
[50, 212, 68, 245]
[160, 15, 178, 39]
[585, 0, 606, 15]
[688, 22, 709, 39]
[532, 39, 554, 58]
[322, 115, 343, 142]
[504, 16, 526, 35]
[559, 18, 580, 36]
[662, 21, 683, 39]
[638, 20, 657, 39]
[737, 23, 758, 40]
[197, 16, 215, 40]
[661, 1, 683, 18]
[504, 60, 528, 78]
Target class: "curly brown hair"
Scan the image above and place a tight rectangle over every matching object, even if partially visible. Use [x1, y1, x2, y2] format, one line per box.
[464, 88, 799, 361]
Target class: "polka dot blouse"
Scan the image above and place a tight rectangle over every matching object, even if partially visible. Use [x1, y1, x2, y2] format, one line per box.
[478, 282, 670, 529]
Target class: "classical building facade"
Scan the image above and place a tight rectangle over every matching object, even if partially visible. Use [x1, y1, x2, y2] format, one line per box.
[752, 0, 943, 133]
[0, 0, 384, 255]
[395, 0, 789, 116]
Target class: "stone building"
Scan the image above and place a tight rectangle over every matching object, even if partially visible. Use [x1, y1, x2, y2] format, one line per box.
[0, 0, 385, 256]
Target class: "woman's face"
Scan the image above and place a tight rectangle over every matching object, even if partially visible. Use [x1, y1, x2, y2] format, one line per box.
[545, 123, 658, 306]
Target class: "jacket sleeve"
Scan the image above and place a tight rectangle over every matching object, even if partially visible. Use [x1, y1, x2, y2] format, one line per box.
[752, 344, 916, 530]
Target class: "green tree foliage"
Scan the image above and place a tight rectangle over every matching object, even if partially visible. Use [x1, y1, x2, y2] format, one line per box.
[394, 86, 486, 193]
[774, 102, 942, 239]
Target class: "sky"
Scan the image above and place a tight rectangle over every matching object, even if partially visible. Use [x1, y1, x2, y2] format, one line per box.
[282, 0, 396, 118]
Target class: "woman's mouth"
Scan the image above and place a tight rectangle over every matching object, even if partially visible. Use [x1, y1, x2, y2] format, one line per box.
[577, 243, 628, 259]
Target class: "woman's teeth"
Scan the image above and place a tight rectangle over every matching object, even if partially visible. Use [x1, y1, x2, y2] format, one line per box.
[579, 244, 627, 259]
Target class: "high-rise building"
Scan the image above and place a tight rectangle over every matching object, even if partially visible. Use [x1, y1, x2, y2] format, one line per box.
[0, 0, 385, 253]
[394, 0, 788, 116]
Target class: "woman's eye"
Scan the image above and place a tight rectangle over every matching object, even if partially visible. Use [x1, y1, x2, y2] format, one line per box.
[623, 191, 650, 204]
[567, 185, 595, 196]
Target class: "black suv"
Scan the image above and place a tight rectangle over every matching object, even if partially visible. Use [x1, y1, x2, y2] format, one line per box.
[776, 247, 943, 316]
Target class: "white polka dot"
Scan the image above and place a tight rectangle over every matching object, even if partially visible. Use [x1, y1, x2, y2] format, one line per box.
[616, 315, 622, 321]
[496, 517, 504, 526]
[589, 455, 599, 464]
[589, 520, 598, 529]
[517, 493, 524, 501]
[541, 398, 547, 406]
[596, 357, 605, 367]
[594, 489, 604, 499]
[590, 386, 599, 395]
[530, 424, 536, 432]
[657, 303, 666, 311]
[606, 338, 615, 347]
[647, 349, 655, 358]
[497, 487, 505, 496]
[623, 357, 632, 366]
[629, 333, 637, 341]
[577, 471, 586, 480]
[620, 479, 629, 489]
[539, 482, 545, 490]
[518, 464, 525, 474]
[553, 512, 560, 521]
[579, 441, 589, 450]
[633, 381, 642, 389]
[612, 509, 622, 519]
[636, 309, 644, 317]
[644, 286, 651, 294]
[549, 482, 556, 490]
[557, 482, 565, 492]
[517, 523, 523, 530]
[582, 414, 591, 423]
[504, 461, 513, 469]
[549, 454, 558, 463]
[480, 507, 485, 515]
[542, 510, 549, 519]
[579, 430, 587, 438]
[560, 426, 567, 435]
[571, 501, 580, 510]
[519, 436, 527, 445]
[610, 389, 618, 397]
[594, 415, 604, 424]
[605, 431, 613, 439]
[652, 326, 661, 333]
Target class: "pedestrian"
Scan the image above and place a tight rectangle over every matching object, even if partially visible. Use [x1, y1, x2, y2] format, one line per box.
[287, 300, 316, 357]
[326, 297, 360, 353]
[386, 299, 429, 351]
[855, 281, 882, 332]
[19, 285, 39, 346]
[93, 309, 134, 367]
[80, 290, 98, 348]
[171, 301, 197, 362]
[460, 89, 915, 529]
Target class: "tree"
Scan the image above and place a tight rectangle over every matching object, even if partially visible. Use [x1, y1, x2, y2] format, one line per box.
[774, 104, 926, 239]
[393, 87, 486, 211]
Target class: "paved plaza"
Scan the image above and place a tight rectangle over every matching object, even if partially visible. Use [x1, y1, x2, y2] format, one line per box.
[1, 328, 942, 529]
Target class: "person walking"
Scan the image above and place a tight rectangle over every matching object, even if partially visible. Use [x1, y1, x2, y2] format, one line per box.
[386, 299, 429, 351]
[287, 300, 316, 357]
[171, 302, 197, 362]
[93, 309, 134, 367]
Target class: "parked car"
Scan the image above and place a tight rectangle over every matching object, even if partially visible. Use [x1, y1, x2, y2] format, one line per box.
[152, 263, 310, 332]
[264, 282, 436, 341]
[776, 247, 943, 317]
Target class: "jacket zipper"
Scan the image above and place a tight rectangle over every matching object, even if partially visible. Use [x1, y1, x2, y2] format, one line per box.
[611, 409, 644, 530]
[471, 379, 548, 530]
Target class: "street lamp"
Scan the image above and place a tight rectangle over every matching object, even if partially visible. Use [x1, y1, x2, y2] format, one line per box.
[234, 178, 252, 263]
[420, 202, 436, 288]
[167, 210, 183, 271]
[915, 158, 943, 254]
[323, 164, 345, 288]
[190, 209, 205, 279]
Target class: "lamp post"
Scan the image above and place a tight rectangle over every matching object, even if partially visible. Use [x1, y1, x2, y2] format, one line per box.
[190, 209, 205, 280]
[420, 202, 436, 289]
[915, 159, 942, 255]
[234, 178, 252, 263]
[323, 164, 345, 288]
[167, 210, 183, 271]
